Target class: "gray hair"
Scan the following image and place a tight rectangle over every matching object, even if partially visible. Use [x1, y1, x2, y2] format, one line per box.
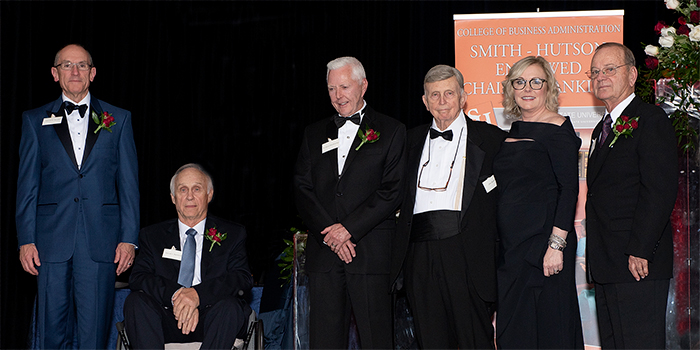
[423, 65, 464, 96]
[326, 56, 366, 84]
[54, 44, 93, 66]
[594, 42, 636, 66]
[169, 163, 214, 195]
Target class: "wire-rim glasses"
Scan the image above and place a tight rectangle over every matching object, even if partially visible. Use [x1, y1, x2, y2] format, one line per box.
[585, 64, 629, 79]
[417, 128, 464, 192]
[54, 61, 93, 71]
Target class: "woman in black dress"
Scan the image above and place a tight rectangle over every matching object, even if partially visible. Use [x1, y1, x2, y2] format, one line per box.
[493, 56, 583, 349]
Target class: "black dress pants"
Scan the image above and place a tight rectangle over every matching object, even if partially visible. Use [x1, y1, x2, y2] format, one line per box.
[123, 290, 249, 349]
[405, 234, 495, 349]
[595, 279, 669, 349]
[308, 263, 393, 349]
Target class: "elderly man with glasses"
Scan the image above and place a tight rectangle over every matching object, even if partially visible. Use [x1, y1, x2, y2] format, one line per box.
[390, 65, 506, 349]
[16, 43, 139, 349]
[585, 42, 677, 349]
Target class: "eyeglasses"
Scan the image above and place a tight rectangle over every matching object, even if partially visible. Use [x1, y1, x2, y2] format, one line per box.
[511, 78, 546, 90]
[54, 61, 92, 71]
[417, 128, 464, 192]
[585, 64, 628, 79]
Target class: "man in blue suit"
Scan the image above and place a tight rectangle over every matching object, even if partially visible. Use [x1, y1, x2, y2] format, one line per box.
[16, 44, 139, 349]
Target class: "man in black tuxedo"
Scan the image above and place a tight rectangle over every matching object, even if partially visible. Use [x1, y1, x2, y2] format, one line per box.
[124, 163, 252, 349]
[294, 56, 406, 349]
[585, 42, 677, 349]
[391, 65, 505, 349]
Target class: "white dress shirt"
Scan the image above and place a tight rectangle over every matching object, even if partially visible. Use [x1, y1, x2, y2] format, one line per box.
[178, 219, 206, 287]
[605, 92, 636, 125]
[414, 111, 469, 214]
[337, 100, 367, 175]
[63, 92, 91, 169]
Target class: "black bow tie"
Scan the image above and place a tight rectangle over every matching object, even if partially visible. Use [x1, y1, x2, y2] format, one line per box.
[334, 112, 361, 128]
[430, 128, 453, 141]
[63, 101, 88, 118]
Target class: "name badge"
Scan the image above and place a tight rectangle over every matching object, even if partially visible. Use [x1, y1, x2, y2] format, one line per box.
[482, 175, 497, 193]
[162, 246, 182, 261]
[42, 114, 63, 126]
[322, 138, 339, 154]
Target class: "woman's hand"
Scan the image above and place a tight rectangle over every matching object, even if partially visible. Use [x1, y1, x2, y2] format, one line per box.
[543, 226, 568, 277]
[543, 247, 564, 277]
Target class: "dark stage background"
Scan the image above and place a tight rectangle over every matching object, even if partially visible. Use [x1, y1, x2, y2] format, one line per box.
[0, 1, 671, 348]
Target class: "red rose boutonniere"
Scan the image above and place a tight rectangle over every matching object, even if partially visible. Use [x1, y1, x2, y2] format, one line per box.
[91, 110, 116, 134]
[355, 126, 380, 151]
[609, 115, 639, 148]
[205, 227, 227, 252]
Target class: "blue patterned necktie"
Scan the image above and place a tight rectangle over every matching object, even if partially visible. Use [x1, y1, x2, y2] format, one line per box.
[177, 228, 197, 288]
[599, 114, 612, 145]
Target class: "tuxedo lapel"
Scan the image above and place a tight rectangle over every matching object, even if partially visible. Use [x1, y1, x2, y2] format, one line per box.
[200, 219, 216, 281]
[406, 126, 430, 210]
[588, 136, 615, 185]
[340, 109, 374, 178]
[81, 98, 102, 166]
[589, 118, 603, 155]
[164, 222, 183, 280]
[588, 97, 641, 184]
[460, 120, 485, 223]
[587, 117, 605, 183]
[325, 119, 340, 179]
[48, 101, 79, 169]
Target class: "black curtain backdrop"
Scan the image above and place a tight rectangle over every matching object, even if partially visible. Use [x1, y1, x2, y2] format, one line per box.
[0, 1, 671, 348]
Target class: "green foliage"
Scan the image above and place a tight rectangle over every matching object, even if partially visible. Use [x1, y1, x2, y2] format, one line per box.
[277, 227, 307, 286]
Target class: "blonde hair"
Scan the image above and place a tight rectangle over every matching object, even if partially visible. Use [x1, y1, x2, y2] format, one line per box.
[501, 56, 559, 118]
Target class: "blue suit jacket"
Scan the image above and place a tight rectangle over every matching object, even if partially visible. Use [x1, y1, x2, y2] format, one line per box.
[16, 96, 139, 263]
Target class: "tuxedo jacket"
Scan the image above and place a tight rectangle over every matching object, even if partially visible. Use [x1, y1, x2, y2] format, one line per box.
[391, 117, 506, 302]
[16, 96, 139, 263]
[586, 95, 677, 284]
[294, 106, 406, 274]
[129, 216, 253, 309]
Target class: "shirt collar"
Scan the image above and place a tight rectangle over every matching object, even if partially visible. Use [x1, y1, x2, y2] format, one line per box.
[62, 92, 91, 107]
[431, 110, 467, 132]
[607, 93, 635, 122]
[343, 100, 367, 121]
[177, 218, 207, 239]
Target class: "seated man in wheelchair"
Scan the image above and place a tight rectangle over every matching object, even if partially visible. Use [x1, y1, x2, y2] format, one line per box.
[124, 163, 253, 349]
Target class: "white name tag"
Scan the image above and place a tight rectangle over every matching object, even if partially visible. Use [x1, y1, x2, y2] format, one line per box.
[322, 138, 339, 153]
[162, 246, 182, 261]
[482, 175, 497, 193]
[42, 114, 63, 126]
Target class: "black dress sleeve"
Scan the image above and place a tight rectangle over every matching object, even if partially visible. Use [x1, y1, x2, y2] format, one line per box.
[547, 118, 581, 233]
